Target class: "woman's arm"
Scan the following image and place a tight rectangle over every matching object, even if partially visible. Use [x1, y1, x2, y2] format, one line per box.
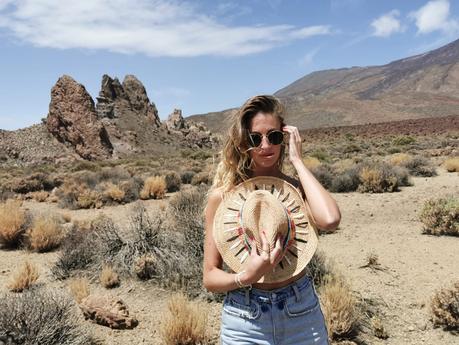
[202, 188, 243, 292]
[283, 125, 341, 232]
[293, 160, 341, 232]
[203, 188, 284, 292]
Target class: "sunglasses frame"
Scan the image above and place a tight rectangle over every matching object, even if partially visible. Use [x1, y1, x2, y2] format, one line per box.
[247, 129, 285, 148]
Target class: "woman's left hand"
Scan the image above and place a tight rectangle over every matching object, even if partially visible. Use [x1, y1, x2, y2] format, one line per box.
[282, 125, 302, 163]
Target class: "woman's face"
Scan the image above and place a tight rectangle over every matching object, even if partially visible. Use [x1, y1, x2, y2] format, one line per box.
[247, 112, 282, 170]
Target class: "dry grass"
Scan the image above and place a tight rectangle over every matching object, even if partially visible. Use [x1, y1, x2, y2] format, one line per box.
[26, 215, 63, 252]
[7, 261, 39, 292]
[371, 316, 389, 339]
[68, 277, 90, 304]
[358, 252, 386, 272]
[140, 176, 166, 199]
[62, 212, 72, 223]
[320, 275, 361, 341]
[303, 156, 322, 170]
[100, 265, 120, 288]
[0, 199, 29, 248]
[358, 166, 398, 193]
[29, 190, 49, 202]
[389, 153, 411, 166]
[103, 182, 125, 202]
[444, 157, 459, 172]
[419, 196, 459, 236]
[0, 288, 99, 344]
[430, 280, 459, 330]
[160, 292, 210, 345]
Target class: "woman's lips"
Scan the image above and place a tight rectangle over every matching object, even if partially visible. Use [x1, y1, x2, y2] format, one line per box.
[260, 153, 274, 158]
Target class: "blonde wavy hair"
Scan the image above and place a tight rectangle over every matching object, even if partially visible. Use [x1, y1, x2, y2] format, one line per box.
[210, 95, 287, 194]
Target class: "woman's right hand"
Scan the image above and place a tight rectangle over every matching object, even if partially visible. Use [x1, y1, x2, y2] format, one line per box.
[241, 231, 285, 285]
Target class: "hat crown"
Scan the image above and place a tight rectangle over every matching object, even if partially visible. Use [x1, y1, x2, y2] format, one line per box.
[241, 190, 289, 250]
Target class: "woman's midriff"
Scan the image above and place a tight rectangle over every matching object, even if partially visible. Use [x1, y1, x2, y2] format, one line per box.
[230, 268, 307, 291]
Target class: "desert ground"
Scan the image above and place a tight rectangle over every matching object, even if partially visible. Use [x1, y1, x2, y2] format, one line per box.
[0, 164, 457, 344]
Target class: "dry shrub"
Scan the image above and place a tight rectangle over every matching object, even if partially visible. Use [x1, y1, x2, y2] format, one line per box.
[320, 275, 361, 341]
[419, 196, 459, 236]
[371, 316, 389, 339]
[304, 250, 334, 289]
[62, 212, 72, 223]
[52, 223, 102, 279]
[102, 182, 125, 203]
[160, 292, 209, 345]
[134, 254, 157, 280]
[8, 261, 39, 292]
[140, 176, 166, 199]
[100, 265, 120, 288]
[431, 280, 459, 330]
[444, 157, 459, 172]
[330, 168, 360, 193]
[56, 180, 93, 209]
[165, 171, 182, 192]
[26, 215, 63, 252]
[180, 170, 195, 184]
[0, 288, 99, 344]
[191, 171, 210, 186]
[303, 156, 321, 170]
[29, 190, 49, 202]
[358, 165, 398, 193]
[4, 172, 57, 194]
[389, 153, 411, 166]
[69, 277, 90, 304]
[402, 156, 437, 177]
[77, 189, 102, 209]
[310, 164, 334, 190]
[0, 199, 29, 248]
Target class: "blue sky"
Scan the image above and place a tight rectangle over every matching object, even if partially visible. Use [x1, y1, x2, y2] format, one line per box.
[1, 0, 458, 130]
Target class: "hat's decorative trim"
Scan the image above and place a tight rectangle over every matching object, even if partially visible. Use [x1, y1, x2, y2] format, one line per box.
[220, 182, 312, 271]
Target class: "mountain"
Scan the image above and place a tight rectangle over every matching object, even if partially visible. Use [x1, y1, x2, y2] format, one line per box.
[187, 38, 459, 133]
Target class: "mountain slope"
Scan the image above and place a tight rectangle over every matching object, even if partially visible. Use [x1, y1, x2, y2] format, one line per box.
[188, 38, 459, 133]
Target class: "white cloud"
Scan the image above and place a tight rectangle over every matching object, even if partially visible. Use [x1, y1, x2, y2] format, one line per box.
[371, 10, 403, 37]
[409, 0, 459, 35]
[289, 25, 331, 39]
[298, 48, 319, 67]
[0, 0, 331, 57]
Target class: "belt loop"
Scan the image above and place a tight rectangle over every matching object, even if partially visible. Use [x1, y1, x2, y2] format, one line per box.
[244, 288, 250, 305]
[292, 284, 301, 302]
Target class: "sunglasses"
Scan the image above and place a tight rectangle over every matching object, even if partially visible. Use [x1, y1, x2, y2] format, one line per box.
[247, 130, 285, 148]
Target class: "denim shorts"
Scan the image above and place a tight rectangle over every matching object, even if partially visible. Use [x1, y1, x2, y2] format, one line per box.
[220, 274, 329, 345]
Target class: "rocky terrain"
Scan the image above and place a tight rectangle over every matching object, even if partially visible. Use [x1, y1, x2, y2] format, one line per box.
[0, 75, 218, 166]
[188, 38, 459, 133]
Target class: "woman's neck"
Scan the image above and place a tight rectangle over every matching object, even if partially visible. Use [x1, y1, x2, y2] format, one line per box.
[250, 165, 283, 178]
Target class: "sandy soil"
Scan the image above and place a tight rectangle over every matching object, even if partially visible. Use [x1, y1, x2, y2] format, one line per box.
[0, 169, 458, 344]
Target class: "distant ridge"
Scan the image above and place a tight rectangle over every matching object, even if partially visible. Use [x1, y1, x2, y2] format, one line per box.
[187, 38, 459, 133]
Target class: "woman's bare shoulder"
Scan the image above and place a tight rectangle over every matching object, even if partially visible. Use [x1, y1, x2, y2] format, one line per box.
[280, 173, 306, 200]
[206, 187, 225, 213]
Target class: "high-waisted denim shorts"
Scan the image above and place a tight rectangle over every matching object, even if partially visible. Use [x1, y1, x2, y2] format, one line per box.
[220, 274, 329, 345]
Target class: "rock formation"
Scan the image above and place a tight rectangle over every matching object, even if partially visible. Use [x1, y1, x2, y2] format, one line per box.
[46, 75, 113, 160]
[165, 108, 187, 130]
[96, 74, 161, 127]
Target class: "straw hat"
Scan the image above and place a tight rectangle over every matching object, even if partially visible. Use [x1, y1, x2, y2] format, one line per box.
[213, 176, 318, 283]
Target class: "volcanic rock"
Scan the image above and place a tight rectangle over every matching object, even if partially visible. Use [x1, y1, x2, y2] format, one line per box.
[46, 75, 113, 160]
[165, 109, 187, 130]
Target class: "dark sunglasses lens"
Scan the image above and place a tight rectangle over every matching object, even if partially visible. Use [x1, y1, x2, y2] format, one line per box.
[249, 133, 262, 147]
[268, 131, 284, 145]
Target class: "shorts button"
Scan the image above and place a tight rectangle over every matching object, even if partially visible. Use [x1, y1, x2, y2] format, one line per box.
[272, 293, 277, 299]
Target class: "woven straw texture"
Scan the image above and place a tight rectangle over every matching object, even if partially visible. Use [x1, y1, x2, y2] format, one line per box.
[213, 176, 318, 283]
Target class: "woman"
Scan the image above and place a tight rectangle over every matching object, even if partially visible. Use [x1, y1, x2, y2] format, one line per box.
[203, 95, 341, 344]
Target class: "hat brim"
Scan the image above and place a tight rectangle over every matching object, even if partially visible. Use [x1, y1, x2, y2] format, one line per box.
[213, 176, 319, 284]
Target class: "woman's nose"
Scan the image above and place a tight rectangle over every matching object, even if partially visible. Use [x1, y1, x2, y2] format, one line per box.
[260, 135, 271, 148]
